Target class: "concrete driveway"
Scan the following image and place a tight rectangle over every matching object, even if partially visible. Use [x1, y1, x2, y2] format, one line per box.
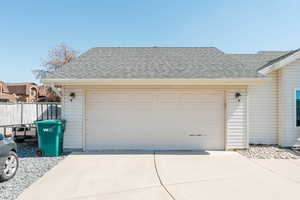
[18, 151, 300, 200]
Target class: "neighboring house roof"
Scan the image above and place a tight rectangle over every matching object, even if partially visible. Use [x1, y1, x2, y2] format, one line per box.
[7, 82, 37, 96]
[7, 84, 27, 95]
[43, 47, 299, 82]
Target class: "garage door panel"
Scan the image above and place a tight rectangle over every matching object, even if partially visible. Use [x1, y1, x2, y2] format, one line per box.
[86, 90, 225, 150]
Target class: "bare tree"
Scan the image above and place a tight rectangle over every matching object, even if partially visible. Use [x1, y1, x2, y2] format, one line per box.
[33, 44, 79, 79]
[32, 44, 78, 101]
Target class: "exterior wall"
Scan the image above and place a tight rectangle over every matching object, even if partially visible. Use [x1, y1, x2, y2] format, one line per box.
[248, 72, 278, 144]
[0, 82, 17, 102]
[278, 59, 300, 147]
[62, 87, 85, 150]
[62, 85, 248, 151]
[226, 89, 248, 149]
[7, 83, 39, 102]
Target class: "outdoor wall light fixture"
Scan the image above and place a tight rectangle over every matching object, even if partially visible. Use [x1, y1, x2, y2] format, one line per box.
[70, 92, 76, 102]
[235, 92, 242, 102]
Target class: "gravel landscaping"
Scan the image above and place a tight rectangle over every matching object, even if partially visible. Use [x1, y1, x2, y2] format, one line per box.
[0, 143, 67, 200]
[237, 144, 300, 159]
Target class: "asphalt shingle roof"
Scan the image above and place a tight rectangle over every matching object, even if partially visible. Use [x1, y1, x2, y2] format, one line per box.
[257, 49, 300, 71]
[229, 51, 288, 71]
[45, 47, 295, 80]
[46, 47, 264, 79]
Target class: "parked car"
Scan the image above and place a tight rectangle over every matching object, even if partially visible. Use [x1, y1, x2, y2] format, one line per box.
[0, 133, 18, 181]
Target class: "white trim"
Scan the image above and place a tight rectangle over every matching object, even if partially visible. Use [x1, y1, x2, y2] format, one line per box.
[246, 87, 249, 148]
[295, 88, 300, 128]
[82, 89, 86, 151]
[259, 50, 300, 75]
[61, 87, 65, 149]
[42, 78, 269, 86]
[61, 87, 65, 119]
[224, 90, 228, 150]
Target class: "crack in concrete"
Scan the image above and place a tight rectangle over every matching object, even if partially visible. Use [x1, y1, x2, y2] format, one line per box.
[248, 159, 300, 185]
[63, 185, 163, 200]
[153, 151, 176, 200]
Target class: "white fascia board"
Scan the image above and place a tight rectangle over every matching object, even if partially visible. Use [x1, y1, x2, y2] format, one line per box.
[42, 78, 269, 86]
[258, 50, 300, 75]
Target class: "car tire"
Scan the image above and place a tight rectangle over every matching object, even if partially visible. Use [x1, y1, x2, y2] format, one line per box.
[0, 151, 19, 182]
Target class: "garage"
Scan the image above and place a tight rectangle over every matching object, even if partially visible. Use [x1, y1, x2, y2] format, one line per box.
[85, 90, 225, 150]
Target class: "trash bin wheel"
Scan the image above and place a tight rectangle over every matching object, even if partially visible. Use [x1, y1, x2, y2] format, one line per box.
[36, 149, 43, 157]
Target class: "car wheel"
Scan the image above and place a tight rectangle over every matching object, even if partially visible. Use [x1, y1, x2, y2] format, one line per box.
[0, 151, 19, 182]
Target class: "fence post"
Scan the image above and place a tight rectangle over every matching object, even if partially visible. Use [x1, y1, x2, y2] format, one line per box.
[50, 104, 53, 119]
[41, 104, 43, 120]
[55, 104, 58, 119]
[36, 103, 38, 121]
[21, 103, 23, 125]
[46, 104, 49, 120]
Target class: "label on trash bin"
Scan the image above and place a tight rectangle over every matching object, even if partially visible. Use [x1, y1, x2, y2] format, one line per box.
[43, 128, 53, 132]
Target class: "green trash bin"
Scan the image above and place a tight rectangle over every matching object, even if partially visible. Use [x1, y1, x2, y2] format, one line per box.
[35, 119, 66, 157]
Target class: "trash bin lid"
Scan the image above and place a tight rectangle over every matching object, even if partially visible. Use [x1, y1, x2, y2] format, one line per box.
[35, 120, 65, 125]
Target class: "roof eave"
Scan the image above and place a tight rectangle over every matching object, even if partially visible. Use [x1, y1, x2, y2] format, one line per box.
[258, 49, 300, 75]
[42, 78, 269, 86]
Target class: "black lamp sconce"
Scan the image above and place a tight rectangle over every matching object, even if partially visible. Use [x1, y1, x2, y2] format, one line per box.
[70, 92, 76, 102]
[235, 92, 242, 102]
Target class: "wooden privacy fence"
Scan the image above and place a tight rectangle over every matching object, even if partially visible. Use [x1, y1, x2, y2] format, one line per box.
[0, 102, 61, 126]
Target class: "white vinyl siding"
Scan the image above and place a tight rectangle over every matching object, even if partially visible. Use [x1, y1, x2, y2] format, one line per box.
[278, 59, 300, 147]
[248, 72, 278, 144]
[61, 85, 248, 151]
[226, 89, 248, 149]
[62, 88, 84, 149]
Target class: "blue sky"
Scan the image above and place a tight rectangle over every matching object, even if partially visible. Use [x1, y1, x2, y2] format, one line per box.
[0, 0, 299, 83]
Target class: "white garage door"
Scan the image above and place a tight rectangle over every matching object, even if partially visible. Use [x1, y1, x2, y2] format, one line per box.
[86, 90, 225, 150]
